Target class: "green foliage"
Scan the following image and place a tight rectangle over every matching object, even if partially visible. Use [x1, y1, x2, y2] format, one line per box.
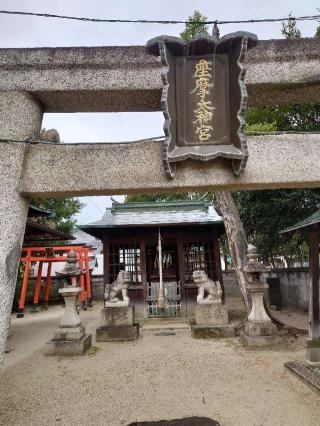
[316, 25, 320, 38]
[32, 198, 84, 234]
[180, 10, 209, 40]
[246, 104, 320, 132]
[128, 10, 320, 267]
[126, 192, 210, 203]
[245, 121, 277, 133]
[234, 189, 320, 263]
[281, 14, 301, 39]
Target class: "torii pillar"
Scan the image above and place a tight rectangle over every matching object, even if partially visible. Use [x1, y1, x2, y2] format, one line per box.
[307, 230, 320, 364]
[0, 91, 42, 366]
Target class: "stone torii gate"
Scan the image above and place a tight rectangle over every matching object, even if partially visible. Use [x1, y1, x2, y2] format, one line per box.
[1, 38, 320, 365]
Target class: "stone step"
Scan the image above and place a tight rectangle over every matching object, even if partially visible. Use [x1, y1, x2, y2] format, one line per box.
[141, 322, 190, 331]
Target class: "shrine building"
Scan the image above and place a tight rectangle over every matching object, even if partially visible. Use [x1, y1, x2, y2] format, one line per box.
[80, 199, 225, 318]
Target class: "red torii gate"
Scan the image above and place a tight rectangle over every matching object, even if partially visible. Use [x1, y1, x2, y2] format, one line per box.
[17, 245, 93, 318]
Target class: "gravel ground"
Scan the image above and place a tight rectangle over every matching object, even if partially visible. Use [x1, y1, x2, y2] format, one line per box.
[1, 304, 320, 426]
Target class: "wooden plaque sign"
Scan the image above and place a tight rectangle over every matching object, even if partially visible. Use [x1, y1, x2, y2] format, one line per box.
[146, 32, 258, 178]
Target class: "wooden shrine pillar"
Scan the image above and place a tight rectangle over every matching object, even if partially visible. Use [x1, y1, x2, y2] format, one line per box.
[103, 233, 110, 285]
[307, 229, 320, 364]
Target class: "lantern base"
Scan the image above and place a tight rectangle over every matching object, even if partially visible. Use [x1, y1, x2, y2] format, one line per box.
[47, 333, 92, 356]
[191, 324, 235, 339]
[241, 320, 281, 347]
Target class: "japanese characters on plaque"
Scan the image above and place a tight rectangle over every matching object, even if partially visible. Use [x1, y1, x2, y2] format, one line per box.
[146, 33, 258, 178]
[192, 58, 215, 143]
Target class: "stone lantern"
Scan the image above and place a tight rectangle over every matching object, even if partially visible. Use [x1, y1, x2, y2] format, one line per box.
[47, 251, 92, 355]
[241, 245, 280, 347]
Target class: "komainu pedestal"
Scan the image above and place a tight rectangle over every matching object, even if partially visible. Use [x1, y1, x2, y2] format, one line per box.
[96, 306, 139, 342]
[191, 270, 234, 338]
[96, 271, 139, 341]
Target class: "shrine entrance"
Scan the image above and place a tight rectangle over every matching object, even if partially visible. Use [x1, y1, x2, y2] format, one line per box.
[146, 243, 182, 318]
[79, 199, 225, 320]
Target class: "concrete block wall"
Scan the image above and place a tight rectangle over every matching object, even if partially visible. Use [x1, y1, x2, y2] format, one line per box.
[15, 269, 311, 312]
[266, 268, 310, 312]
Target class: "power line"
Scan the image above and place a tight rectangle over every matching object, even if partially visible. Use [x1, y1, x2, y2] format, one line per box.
[88, 197, 104, 215]
[0, 10, 319, 25]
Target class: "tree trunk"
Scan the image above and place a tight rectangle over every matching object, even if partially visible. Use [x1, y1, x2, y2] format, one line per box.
[215, 190, 284, 327]
[214, 190, 250, 313]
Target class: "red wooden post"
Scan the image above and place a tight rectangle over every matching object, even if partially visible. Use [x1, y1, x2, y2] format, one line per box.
[42, 262, 52, 309]
[84, 249, 92, 306]
[17, 249, 31, 318]
[31, 261, 43, 312]
[78, 251, 86, 309]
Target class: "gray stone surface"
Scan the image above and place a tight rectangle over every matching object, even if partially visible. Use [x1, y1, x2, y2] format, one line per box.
[191, 324, 235, 339]
[96, 324, 139, 342]
[54, 325, 86, 341]
[240, 333, 281, 347]
[0, 39, 319, 111]
[306, 339, 320, 365]
[195, 304, 228, 326]
[48, 286, 92, 356]
[97, 306, 139, 341]
[47, 333, 92, 356]
[244, 320, 278, 337]
[20, 134, 320, 197]
[0, 92, 42, 366]
[58, 287, 82, 328]
[285, 361, 320, 393]
[266, 268, 310, 311]
[100, 306, 134, 327]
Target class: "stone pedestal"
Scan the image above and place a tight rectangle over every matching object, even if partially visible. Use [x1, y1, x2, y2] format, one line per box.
[306, 339, 320, 365]
[192, 304, 234, 338]
[241, 283, 280, 347]
[241, 319, 280, 347]
[96, 306, 139, 342]
[47, 287, 92, 355]
[195, 303, 228, 325]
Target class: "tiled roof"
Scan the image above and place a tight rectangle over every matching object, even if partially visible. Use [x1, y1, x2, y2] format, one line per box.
[28, 204, 53, 218]
[280, 208, 320, 234]
[79, 200, 223, 229]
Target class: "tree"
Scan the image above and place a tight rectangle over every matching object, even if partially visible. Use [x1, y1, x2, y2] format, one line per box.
[180, 10, 209, 40]
[234, 190, 320, 265]
[281, 13, 301, 39]
[32, 197, 84, 234]
[237, 16, 320, 264]
[127, 192, 192, 203]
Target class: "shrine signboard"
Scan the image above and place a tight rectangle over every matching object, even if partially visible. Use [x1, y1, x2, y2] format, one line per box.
[146, 32, 258, 178]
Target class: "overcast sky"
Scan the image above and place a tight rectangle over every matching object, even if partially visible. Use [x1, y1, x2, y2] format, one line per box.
[0, 0, 319, 224]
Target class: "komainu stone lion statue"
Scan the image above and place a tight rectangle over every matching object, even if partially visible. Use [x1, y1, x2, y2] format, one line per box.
[104, 270, 132, 307]
[193, 270, 223, 305]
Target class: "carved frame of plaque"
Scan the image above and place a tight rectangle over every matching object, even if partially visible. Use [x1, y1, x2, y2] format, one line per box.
[146, 32, 258, 179]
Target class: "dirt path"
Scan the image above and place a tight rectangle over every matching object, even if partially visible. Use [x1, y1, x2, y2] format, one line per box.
[1, 305, 319, 426]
